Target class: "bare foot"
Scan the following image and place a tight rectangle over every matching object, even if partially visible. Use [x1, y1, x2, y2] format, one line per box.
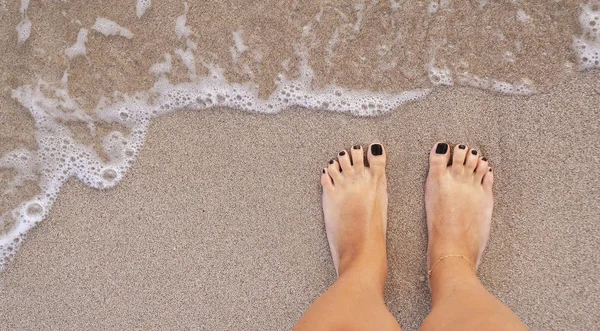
[425, 142, 494, 273]
[320, 143, 388, 283]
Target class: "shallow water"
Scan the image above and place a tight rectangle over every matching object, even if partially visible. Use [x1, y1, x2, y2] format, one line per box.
[0, 0, 598, 269]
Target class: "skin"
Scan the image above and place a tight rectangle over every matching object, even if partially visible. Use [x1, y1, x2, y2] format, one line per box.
[294, 143, 529, 331]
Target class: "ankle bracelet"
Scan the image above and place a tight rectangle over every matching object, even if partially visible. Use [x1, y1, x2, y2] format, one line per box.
[427, 254, 475, 278]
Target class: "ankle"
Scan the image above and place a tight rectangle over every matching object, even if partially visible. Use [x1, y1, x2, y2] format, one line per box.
[338, 248, 388, 292]
[428, 258, 480, 303]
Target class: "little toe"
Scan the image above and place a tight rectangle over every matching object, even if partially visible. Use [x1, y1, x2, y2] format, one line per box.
[474, 157, 489, 183]
[367, 143, 386, 175]
[350, 144, 365, 173]
[337, 150, 353, 173]
[483, 167, 494, 190]
[465, 148, 479, 172]
[321, 168, 334, 189]
[327, 159, 343, 183]
[429, 142, 450, 174]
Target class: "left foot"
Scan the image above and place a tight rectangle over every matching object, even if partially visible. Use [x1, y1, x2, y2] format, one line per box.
[320, 143, 389, 282]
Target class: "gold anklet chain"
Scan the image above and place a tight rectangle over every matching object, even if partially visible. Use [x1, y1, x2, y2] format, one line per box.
[427, 254, 475, 278]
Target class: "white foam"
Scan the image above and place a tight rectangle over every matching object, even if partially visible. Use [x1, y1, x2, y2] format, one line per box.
[516, 9, 532, 23]
[231, 29, 248, 64]
[65, 28, 89, 59]
[136, 0, 151, 18]
[91, 17, 134, 39]
[149, 53, 172, 76]
[16, 16, 31, 45]
[175, 3, 191, 40]
[325, 27, 340, 68]
[572, 0, 600, 70]
[16, 0, 32, 45]
[456, 72, 535, 95]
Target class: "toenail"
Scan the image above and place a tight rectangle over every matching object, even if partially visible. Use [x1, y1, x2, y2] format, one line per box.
[371, 144, 383, 156]
[482, 157, 487, 162]
[471, 150, 478, 155]
[329, 159, 334, 164]
[459, 144, 466, 150]
[339, 151, 346, 156]
[489, 168, 492, 172]
[435, 143, 448, 154]
[322, 169, 326, 174]
[353, 145, 361, 150]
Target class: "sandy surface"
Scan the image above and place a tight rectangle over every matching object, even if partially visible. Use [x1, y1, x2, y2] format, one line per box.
[0, 72, 598, 330]
[0, 1, 599, 330]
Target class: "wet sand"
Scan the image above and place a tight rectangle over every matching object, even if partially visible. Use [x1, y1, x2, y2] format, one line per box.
[1, 72, 598, 330]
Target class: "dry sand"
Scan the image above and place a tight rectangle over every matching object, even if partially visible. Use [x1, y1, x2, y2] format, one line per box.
[0, 72, 598, 330]
[0, 1, 599, 330]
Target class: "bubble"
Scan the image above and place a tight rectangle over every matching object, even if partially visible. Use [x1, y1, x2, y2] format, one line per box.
[26, 202, 44, 217]
[120, 112, 129, 120]
[102, 169, 118, 181]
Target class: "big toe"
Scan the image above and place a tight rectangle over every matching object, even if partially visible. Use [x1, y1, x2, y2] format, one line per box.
[367, 143, 386, 175]
[429, 142, 450, 175]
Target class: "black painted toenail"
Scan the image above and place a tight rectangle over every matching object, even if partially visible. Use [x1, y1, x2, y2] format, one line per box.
[489, 168, 492, 172]
[329, 159, 334, 164]
[471, 150, 478, 155]
[482, 157, 487, 162]
[322, 169, 326, 174]
[459, 144, 466, 149]
[435, 143, 448, 154]
[353, 145, 361, 150]
[371, 144, 383, 156]
[339, 151, 346, 156]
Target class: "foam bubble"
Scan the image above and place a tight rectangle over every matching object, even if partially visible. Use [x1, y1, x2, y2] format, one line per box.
[175, 3, 191, 40]
[16, 16, 31, 45]
[136, 0, 151, 18]
[25, 202, 43, 217]
[516, 9, 532, 23]
[573, 1, 600, 70]
[65, 28, 89, 59]
[91, 17, 134, 39]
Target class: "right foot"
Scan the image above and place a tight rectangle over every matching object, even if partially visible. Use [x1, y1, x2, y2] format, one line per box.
[425, 142, 494, 275]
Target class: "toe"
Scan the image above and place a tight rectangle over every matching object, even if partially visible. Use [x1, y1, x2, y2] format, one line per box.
[429, 142, 450, 174]
[465, 148, 479, 172]
[327, 159, 343, 184]
[483, 167, 494, 190]
[367, 143, 386, 174]
[350, 144, 365, 173]
[321, 168, 334, 189]
[337, 150, 353, 173]
[452, 144, 468, 174]
[474, 157, 489, 183]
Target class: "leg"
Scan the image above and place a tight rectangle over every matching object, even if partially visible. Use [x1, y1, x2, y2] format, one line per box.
[294, 144, 402, 331]
[421, 143, 528, 331]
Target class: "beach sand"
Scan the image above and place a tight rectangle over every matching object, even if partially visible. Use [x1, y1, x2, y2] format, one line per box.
[1, 72, 598, 330]
[0, 0, 599, 330]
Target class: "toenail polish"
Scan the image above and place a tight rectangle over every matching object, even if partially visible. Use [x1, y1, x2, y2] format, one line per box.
[482, 157, 487, 162]
[489, 168, 492, 172]
[459, 144, 466, 150]
[371, 144, 383, 156]
[353, 145, 361, 150]
[329, 159, 334, 164]
[435, 143, 448, 154]
[322, 169, 326, 174]
[339, 151, 346, 156]
[471, 150, 478, 155]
